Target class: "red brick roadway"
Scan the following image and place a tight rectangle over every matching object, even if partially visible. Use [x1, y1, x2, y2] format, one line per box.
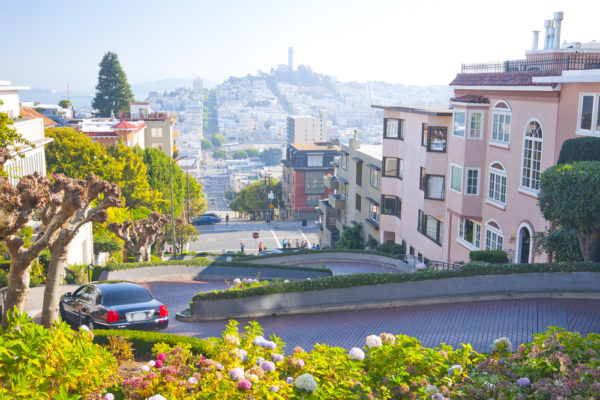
[140, 280, 600, 353]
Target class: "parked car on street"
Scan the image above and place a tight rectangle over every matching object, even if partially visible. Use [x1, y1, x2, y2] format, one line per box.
[192, 215, 219, 225]
[59, 281, 168, 331]
[258, 248, 284, 256]
[202, 212, 222, 222]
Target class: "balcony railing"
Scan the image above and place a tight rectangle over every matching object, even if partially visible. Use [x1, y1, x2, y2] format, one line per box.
[329, 193, 347, 209]
[461, 54, 600, 74]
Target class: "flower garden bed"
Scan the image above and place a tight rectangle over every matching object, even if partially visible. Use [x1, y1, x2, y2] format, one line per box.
[4, 309, 600, 399]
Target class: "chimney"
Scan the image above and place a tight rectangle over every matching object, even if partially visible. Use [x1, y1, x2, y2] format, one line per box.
[543, 19, 553, 50]
[350, 129, 360, 150]
[553, 11, 564, 49]
[531, 30, 540, 52]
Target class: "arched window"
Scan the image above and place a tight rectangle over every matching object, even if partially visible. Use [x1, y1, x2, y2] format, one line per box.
[487, 162, 507, 206]
[491, 101, 512, 145]
[485, 220, 503, 250]
[521, 120, 543, 192]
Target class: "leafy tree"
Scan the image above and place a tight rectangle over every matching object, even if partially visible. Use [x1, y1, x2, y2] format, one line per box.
[45, 127, 118, 180]
[538, 161, 600, 262]
[93, 234, 122, 255]
[224, 190, 234, 201]
[58, 99, 72, 109]
[259, 147, 283, 166]
[246, 148, 260, 157]
[91, 51, 134, 117]
[201, 138, 213, 149]
[230, 179, 282, 216]
[166, 222, 199, 254]
[233, 150, 248, 160]
[107, 142, 163, 210]
[108, 212, 170, 262]
[213, 149, 227, 159]
[336, 223, 364, 250]
[211, 133, 226, 147]
[534, 227, 583, 262]
[0, 102, 32, 177]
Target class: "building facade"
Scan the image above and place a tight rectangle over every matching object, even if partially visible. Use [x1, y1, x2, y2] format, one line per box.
[286, 111, 327, 144]
[319, 133, 382, 248]
[282, 142, 340, 220]
[376, 12, 600, 264]
[128, 102, 176, 157]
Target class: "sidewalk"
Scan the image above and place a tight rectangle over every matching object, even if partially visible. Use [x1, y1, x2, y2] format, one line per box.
[21, 284, 80, 318]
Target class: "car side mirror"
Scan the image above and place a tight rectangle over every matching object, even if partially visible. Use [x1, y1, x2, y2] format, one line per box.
[64, 292, 72, 297]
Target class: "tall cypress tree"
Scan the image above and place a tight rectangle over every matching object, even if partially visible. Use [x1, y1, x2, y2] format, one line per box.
[92, 52, 134, 117]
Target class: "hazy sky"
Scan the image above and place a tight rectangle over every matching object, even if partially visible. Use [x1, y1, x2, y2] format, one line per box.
[2, 0, 599, 92]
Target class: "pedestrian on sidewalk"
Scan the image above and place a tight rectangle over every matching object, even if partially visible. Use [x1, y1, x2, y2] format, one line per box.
[282, 238, 287, 248]
[226, 214, 229, 224]
[258, 241, 263, 252]
[287, 239, 291, 249]
[240, 242, 245, 253]
[296, 239, 300, 248]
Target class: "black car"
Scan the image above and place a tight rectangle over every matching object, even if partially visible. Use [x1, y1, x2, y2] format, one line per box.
[59, 281, 169, 331]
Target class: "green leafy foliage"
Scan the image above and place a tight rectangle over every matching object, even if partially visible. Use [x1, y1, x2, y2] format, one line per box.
[230, 179, 282, 215]
[336, 223, 364, 249]
[91, 51, 134, 117]
[211, 133, 226, 147]
[259, 147, 283, 166]
[0, 310, 117, 398]
[534, 227, 583, 262]
[246, 148, 260, 157]
[212, 149, 227, 159]
[93, 235, 123, 255]
[469, 250, 508, 263]
[233, 150, 248, 159]
[0, 102, 32, 176]
[192, 261, 600, 301]
[557, 136, 600, 164]
[58, 99, 72, 109]
[378, 241, 406, 255]
[200, 137, 213, 149]
[166, 223, 199, 253]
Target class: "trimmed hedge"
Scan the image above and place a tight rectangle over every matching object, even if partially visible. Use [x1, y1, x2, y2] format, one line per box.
[237, 248, 401, 262]
[93, 329, 212, 358]
[557, 137, 600, 164]
[469, 250, 508, 263]
[192, 262, 600, 301]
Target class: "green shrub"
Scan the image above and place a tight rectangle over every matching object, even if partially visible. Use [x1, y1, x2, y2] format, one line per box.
[557, 136, 600, 164]
[337, 223, 364, 249]
[469, 250, 508, 263]
[0, 269, 6, 288]
[378, 241, 406, 255]
[192, 262, 600, 301]
[93, 329, 212, 358]
[65, 263, 88, 284]
[0, 309, 117, 398]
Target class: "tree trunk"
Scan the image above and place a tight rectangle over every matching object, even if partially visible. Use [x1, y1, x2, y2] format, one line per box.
[41, 243, 67, 328]
[2, 259, 32, 328]
[143, 246, 152, 262]
[578, 229, 600, 262]
[134, 248, 144, 263]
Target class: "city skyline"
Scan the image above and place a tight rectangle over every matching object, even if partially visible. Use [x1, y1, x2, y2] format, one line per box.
[1, 0, 599, 93]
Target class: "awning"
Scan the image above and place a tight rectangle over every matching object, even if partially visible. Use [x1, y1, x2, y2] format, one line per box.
[336, 176, 349, 184]
[366, 197, 380, 206]
[367, 163, 381, 171]
[352, 156, 362, 162]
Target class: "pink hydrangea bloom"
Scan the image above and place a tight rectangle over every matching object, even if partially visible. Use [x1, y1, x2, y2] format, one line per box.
[103, 394, 114, 400]
[157, 353, 166, 362]
[229, 367, 245, 381]
[237, 379, 252, 390]
[296, 359, 305, 368]
[154, 359, 163, 368]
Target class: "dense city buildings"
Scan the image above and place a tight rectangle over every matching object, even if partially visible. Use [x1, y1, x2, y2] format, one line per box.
[377, 12, 600, 264]
[319, 132, 382, 247]
[282, 141, 340, 220]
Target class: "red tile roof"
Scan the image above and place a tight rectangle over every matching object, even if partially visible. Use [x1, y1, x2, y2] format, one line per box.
[19, 106, 57, 128]
[450, 71, 561, 87]
[112, 120, 139, 130]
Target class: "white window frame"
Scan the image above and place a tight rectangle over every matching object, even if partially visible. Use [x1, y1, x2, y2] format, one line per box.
[490, 101, 512, 147]
[468, 110, 484, 139]
[576, 93, 600, 136]
[151, 128, 163, 137]
[520, 119, 543, 195]
[450, 164, 463, 193]
[487, 162, 507, 208]
[307, 154, 323, 167]
[485, 220, 504, 251]
[465, 167, 480, 196]
[369, 167, 381, 189]
[458, 218, 481, 250]
[452, 110, 466, 137]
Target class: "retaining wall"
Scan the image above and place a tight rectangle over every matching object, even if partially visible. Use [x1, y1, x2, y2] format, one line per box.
[182, 272, 600, 321]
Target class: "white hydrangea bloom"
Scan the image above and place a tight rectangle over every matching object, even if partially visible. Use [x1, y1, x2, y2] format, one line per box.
[348, 347, 365, 360]
[295, 373, 318, 392]
[366, 335, 382, 348]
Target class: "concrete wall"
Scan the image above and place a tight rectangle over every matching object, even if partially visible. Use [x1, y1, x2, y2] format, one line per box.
[187, 272, 600, 320]
[244, 252, 412, 272]
[98, 264, 332, 282]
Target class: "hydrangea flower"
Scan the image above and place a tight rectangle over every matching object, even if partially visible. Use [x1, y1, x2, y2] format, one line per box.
[103, 394, 114, 400]
[272, 353, 284, 362]
[232, 348, 247, 360]
[247, 374, 259, 383]
[295, 373, 318, 392]
[187, 377, 198, 385]
[147, 360, 155, 367]
[493, 337, 513, 353]
[261, 361, 276, 372]
[366, 335, 382, 348]
[232, 278, 242, 286]
[156, 353, 166, 362]
[257, 357, 265, 365]
[229, 367, 245, 381]
[380, 333, 396, 344]
[286, 377, 294, 384]
[139, 365, 150, 372]
[154, 359, 163, 368]
[425, 384, 439, 394]
[237, 379, 252, 390]
[270, 385, 280, 392]
[348, 347, 365, 361]
[447, 364, 462, 377]
[253, 336, 266, 346]
[517, 377, 530, 387]
[224, 334, 240, 347]
[266, 341, 277, 350]
[146, 395, 167, 400]
[296, 359, 305, 368]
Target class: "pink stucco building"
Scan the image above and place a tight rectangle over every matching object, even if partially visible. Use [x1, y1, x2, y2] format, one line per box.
[378, 12, 600, 264]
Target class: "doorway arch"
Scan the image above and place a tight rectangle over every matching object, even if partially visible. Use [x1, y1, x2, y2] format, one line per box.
[517, 223, 533, 264]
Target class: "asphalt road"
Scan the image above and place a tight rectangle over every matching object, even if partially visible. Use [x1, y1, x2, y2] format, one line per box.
[141, 280, 600, 354]
[189, 220, 319, 253]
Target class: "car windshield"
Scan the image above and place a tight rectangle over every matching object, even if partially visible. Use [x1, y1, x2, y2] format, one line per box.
[101, 286, 153, 306]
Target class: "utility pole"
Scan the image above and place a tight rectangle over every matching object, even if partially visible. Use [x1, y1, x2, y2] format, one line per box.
[169, 158, 176, 256]
[186, 172, 190, 224]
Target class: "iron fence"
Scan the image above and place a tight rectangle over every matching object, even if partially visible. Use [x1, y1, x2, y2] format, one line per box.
[461, 54, 600, 74]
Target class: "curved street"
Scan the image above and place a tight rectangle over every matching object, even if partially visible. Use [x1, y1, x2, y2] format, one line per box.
[140, 280, 600, 353]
